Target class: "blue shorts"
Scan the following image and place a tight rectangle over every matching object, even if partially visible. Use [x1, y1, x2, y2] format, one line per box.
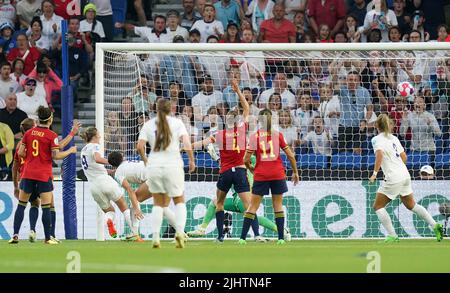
[252, 180, 288, 196]
[217, 168, 250, 194]
[20, 178, 53, 196]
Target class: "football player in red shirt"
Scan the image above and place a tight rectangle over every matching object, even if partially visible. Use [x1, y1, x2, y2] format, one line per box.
[239, 108, 299, 245]
[193, 79, 260, 242]
[9, 107, 77, 244]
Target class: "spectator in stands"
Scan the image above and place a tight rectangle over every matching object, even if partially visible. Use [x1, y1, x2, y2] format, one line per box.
[293, 11, 307, 42]
[308, 0, 346, 38]
[436, 24, 450, 42]
[7, 33, 40, 75]
[291, 93, 319, 136]
[300, 31, 317, 43]
[168, 81, 187, 109]
[348, 0, 368, 26]
[318, 82, 340, 138]
[388, 25, 402, 42]
[214, 0, 244, 29]
[360, 50, 390, 112]
[0, 22, 16, 55]
[259, 3, 296, 43]
[245, 0, 274, 34]
[196, 0, 206, 15]
[300, 116, 334, 157]
[338, 71, 372, 152]
[0, 62, 19, 102]
[10, 58, 27, 89]
[334, 31, 349, 43]
[278, 109, 300, 149]
[223, 69, 244, 109]
[118, 96, 139, 156]
[0, 93, 28, 140]
[28, 17, 51, 54]
[284, 59, 302, 93]
[239, 87, 260, 117]
[181, 0, 202, 30]
[396, 50, 423, 91]
[0, 0, 16, 26]
[190, 4, 224, 43]
[363, 0, 397, 42]
[367, 28, 383, 42]
[259, 72, 296, 109]
[220, 21, 240, 43]
[192, 74, 224, 129]
[413, 0, 446, 40]
[166, 9, 189, 41]
[180, 105, 199, 143]
[39, 0, 63, 46]
[80, 3, 106, 42]
[16, 78, 48, 120]
[343, 14, 362, 42]
[317, 24, 333, 42]
[389, 95, 411, 141]
[132, 0, 148, 26]
[91, 0, 114, 42]
[202, 106, 222, 134]
[27, 60, 62, 107]
[16, 0, 42, 29]
[406, 10, 429, 42]
[188, 28, 201, 43]
[104, 110, 125, 155]
[282, 0, 307, 21]
[130, 75, 157, 114]
[352, 119, 369, 155]
[400, 96, 442, 166]
[393, 0, 411, 35]
[119, 14, 172, 43]
[0, 121, 14, 179]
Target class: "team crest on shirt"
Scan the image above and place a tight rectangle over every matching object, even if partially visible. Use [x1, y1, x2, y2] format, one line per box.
[74, 54, 79, 60]
[54, 138, 59, 145]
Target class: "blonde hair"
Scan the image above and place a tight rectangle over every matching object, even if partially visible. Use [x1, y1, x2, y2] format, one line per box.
[80, 126, 98, 142]
[376, 114, 392, 135]
[154, 99, 172, 152]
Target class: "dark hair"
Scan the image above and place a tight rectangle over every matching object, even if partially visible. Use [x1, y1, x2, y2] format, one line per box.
[207, 34, 219, 42]
[154, 14, 167, 22]
[20, 118, 35, 134]
[258, 108, 273, 133]
[69, 15, 80, 23]
[348, 70, 360, 77]
[437, 24, 449, 34]
[107, 151, 124, 167]
[30, 16, 43, 29]
[16, 32, 28, 41]
[409, 29, 422, 39]
[80, 126, 98, 142]
[12, 58, 25, 69]
[388, 26, 402, 40]
[154, 99, 172, 151]
[41, 0, 55, 10]
[242, 87, 252, 92]
[0, 62, 11, 69]
[37, 106, 53, 124]
[36, 61, 48, 74]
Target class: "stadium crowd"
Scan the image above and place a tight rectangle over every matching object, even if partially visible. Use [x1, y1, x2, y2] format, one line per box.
[0, 0, 449, 177]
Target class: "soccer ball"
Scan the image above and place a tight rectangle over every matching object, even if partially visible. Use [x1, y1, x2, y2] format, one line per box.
[397, 81, 415, 98]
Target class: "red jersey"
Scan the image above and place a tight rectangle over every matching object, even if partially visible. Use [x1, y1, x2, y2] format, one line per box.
[7, 47, 41, 75]
[213, 122, 247, 174]
[248, 130, 288, 181]
[21, 126, 59, 182]
[13, 146, 25, 179]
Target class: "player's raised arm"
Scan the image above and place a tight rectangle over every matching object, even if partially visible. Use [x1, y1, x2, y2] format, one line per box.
[59, 120, 82, 150]
[231, 78, 249, 121]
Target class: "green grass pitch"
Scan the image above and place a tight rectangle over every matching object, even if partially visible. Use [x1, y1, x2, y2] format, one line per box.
[1, 239, 449, 273]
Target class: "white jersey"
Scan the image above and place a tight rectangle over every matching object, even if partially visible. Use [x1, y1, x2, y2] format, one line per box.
[371, 133, 410, 183]
[138, 116, 188, 167]
[114, 161, 147, 186]
[80, 143, 108, 181]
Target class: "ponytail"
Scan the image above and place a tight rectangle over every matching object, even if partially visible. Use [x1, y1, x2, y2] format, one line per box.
[154, 99, 172, 151]
[258, 108, 272, 134]
[376, 114, 392, 136]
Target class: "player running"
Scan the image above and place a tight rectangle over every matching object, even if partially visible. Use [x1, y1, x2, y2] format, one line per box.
[187, 155, 292, 241]
[80, 127, 135, 239]
[369, 114, 444, 243]
[9, 106, 77, 244]
[107, 151, 182, 241]
[239, 108, 300, 245]
[192, 79, 257, 242]
[137, 98, 195, 248]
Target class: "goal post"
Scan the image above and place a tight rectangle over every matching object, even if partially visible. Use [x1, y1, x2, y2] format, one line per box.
[94, 42, 450, 240]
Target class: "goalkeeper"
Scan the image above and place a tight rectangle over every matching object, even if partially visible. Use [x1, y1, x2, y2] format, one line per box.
[188, 155, 291, 241]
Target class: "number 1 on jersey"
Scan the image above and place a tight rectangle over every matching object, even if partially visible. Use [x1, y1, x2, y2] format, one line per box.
[260, 140, 275, 159]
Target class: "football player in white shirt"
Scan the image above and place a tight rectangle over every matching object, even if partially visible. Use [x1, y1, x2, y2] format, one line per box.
[80, 127, 134, 239]
[369, 114, 444, 243]
[107, 151, 182, 241]
[137, 99, 195, 248]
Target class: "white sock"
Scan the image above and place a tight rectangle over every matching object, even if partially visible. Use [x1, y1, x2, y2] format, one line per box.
[412, 204, 437, 227]
[163, 207, 177, 228]
[152, 206, 164, 243]
[130, 208, 140, 234]
[376, 208, 397, 237]
[174, 203, 187, 235]
[122, 209, 135, 235]
[105, 211, 115, 224]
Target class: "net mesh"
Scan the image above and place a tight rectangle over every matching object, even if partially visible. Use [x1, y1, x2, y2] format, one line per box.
[100, 48, 450, 239]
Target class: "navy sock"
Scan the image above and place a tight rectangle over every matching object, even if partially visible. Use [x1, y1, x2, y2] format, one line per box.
[215, 210, 224, 240]
[41, 205, 51, 241]
[240, 212, 255, 240]
[13, 201, 27, 235]
[275, 211, 285, 240]
[29, 206, 39, 232]
[251, 215, 260, 237]
[50, 208, 56, 237]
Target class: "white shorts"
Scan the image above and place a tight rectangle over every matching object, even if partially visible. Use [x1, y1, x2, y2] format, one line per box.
[90, 175, 123, 210]
[146, 165, 184, 197]
[377, 178, 413, 200]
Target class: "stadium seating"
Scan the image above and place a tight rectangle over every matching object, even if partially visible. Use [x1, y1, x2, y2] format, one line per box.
[298, 154, 329, 169]
[435, 153, 450, 169]
[406, 152, 430, 169]
[331, 152, 362, 169]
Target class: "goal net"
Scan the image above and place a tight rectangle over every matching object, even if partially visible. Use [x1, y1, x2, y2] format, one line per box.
[95, 43, 450, 240]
